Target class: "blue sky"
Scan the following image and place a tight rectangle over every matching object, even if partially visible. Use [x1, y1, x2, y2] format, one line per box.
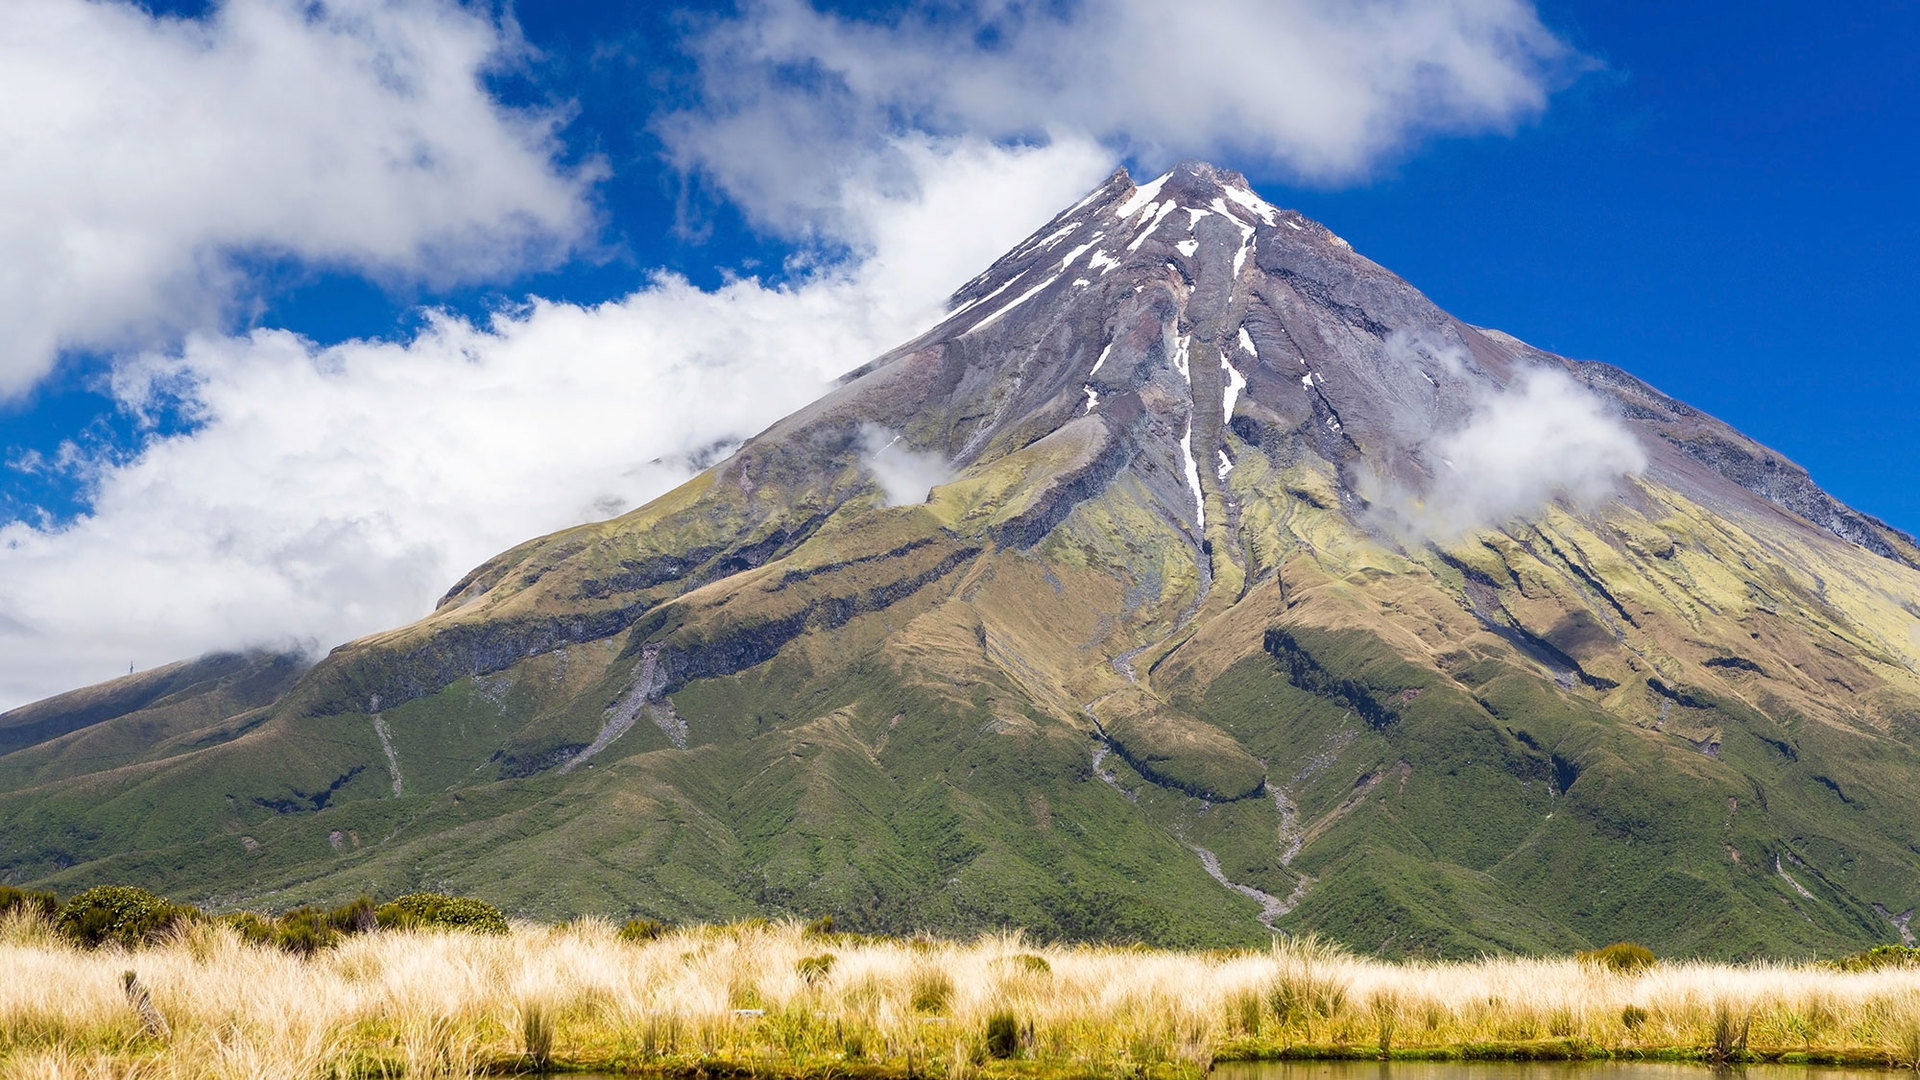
[0, 0, 1914, 706]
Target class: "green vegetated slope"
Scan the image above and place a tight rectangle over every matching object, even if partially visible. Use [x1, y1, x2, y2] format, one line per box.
[2, 163, 1918, 960]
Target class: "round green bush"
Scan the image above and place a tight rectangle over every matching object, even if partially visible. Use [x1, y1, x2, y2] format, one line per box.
[219, 897, 379, 954]
[55, 886, 196, 949]
[1577, 942, 1656, 973]
[1834, 944, 1920, 972]
[618, 917, 666, 942]
[375, 892, 509, 935]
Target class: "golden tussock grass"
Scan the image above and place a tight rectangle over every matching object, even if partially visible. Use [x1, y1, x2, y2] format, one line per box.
[2, 909, 1919, 1079]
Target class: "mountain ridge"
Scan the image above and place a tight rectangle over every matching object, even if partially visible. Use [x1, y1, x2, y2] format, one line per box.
[3, 162, 1918, 959]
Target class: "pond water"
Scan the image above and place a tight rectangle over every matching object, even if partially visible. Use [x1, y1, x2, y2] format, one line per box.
[1214, 1063, 1903, 1080]
[546, 1067, 1901, 1080]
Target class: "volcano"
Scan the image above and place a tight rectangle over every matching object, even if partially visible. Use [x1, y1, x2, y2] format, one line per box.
[5, 163, 1918, 958]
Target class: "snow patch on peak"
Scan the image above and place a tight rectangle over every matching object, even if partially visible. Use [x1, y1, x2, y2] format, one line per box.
[1090, 341, 1114, 377]
[1115, 172, 1172, 219]
[968, 269, 1061, 332]
[949, 270, 1024, 318]
[1222, 354, 1247, 422]
[1058, 239, 1099, 270]
[1222, 183, 1278, 226]
[1181, 417, 1205, 530]
[1035, 223, 1078, 249]
[1175, 239, 1199, 257]
[1128, 201, 1179, 251]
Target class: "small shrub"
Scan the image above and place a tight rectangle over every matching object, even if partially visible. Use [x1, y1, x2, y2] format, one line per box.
[984, 1010, 1021, 1059]
[797, 953, 836, 985]
[1833, 944, 1920, 971]
[375, 892, 508, 935]
[219, 910, 278, 946]
[618, 917, 666, 942]
[331, 896, 379, 933]
[0, 885, 58, 921]
[1578, 942, 1656, 974]
[803, 914, 834, 937]
[1621, 1005, 1650, 1030]
[220, 897, 376, 954]
[55, 886, 200, 949]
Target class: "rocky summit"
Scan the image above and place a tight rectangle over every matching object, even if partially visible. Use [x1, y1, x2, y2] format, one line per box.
[4, 163, 1919, 958]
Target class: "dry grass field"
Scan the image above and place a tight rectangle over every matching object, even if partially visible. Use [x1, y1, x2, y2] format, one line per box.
[2, 911, 1919, 1079]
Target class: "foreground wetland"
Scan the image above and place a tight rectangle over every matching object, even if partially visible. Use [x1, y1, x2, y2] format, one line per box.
[3, 912, 1919, 1079]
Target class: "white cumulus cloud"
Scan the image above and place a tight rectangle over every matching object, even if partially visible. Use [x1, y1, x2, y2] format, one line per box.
[0, 0, 595, 395]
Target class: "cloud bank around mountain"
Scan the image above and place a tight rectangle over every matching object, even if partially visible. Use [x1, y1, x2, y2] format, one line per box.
[0, 0, 1582, 708]
[0, 136, 1111, 707]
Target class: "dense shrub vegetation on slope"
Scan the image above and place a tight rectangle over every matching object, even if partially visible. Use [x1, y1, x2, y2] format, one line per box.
[10, 885, 508, 952]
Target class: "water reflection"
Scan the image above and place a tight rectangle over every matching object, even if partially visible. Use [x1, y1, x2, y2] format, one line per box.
[540, 1064, 1900, 1080]
[1215, 1062, 1901, 1080]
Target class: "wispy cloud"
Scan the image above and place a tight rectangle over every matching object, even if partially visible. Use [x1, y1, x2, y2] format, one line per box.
[1359, 344, 1648, 542]
[858, 423, 956, 507]
[661, 0, 1582, 233]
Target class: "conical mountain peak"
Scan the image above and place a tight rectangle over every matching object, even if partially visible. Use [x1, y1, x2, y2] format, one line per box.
[6, 164, 1920, 959]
